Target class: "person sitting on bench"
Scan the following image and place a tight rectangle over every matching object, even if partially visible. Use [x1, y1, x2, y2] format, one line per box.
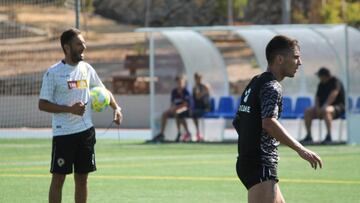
[301, 67, 345, 144]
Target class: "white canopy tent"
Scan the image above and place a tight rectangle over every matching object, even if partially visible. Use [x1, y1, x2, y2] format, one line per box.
[161, 30, 229, 96]
[136, 24, 360, 144]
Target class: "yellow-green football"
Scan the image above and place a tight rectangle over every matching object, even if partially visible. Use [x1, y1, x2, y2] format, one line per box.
[90, 87, 110, 112]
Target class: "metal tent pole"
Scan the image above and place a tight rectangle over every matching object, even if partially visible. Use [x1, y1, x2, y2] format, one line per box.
[149, 33, 155, 138]
[75, 0, 80, 28]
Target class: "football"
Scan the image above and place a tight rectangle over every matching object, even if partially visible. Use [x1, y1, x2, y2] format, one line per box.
[90, 86, 110, 112]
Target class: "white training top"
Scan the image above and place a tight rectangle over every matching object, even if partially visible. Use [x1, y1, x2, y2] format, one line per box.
[39, 60, 105, 136]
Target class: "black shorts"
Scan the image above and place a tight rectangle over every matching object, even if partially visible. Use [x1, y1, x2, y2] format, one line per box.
[177, 110, 189, 118]
[50, 127, 96, 174]
[333, 104, 345, 119]
[192, 109, 206, 118]
[236, 158, 278, 190]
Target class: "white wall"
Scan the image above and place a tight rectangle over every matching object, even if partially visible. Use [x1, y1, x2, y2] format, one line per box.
[0, 95, 170, 129]
[93, 94, 168, 128]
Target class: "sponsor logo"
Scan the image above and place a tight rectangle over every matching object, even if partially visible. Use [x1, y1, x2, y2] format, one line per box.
[238, 105, 251, 113]
[243, 88, 251, 103]
[67, 80, 88, 89]
[57, 158, 65, 167]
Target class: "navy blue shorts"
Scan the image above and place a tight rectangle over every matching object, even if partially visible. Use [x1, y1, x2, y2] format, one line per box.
[333, 104, 345, 119]
[50, 127, 96, 174]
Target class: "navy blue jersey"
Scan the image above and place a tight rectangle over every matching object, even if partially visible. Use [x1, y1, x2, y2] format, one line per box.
[233, 72, 282, 167]
[171, 88, 191, 106]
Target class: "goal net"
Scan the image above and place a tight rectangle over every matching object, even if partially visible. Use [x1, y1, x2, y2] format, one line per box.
[0, 0, 81, 128]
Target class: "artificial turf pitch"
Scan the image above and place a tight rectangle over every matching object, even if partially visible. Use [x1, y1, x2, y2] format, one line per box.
[0, 139, 359, 203]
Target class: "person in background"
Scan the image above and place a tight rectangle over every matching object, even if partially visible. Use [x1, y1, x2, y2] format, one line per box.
[152, 75, 192, 142]
[38, 28, 122, 203]
[301, 67, 345, 144]
[191, 72, 210, 142]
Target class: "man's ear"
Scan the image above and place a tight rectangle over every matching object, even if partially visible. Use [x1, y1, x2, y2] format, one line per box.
[63, 44, 70, 55]
[276, 54, 284, 64]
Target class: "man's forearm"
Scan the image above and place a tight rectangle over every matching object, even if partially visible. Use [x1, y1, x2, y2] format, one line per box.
[38, 99, 72, 113]
[324, 90, 339, 107]
[262, 118, 303, 152]
[108, 91, 121, 110]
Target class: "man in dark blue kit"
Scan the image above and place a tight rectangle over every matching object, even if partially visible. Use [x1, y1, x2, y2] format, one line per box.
[233, 35, 323, 203]
[152, 75, 192, 142]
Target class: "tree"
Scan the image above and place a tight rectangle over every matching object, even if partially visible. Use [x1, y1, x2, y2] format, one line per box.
[321, 0, 360, 27]
[345, 2, 360, 27]
[321, 0, 342, 24]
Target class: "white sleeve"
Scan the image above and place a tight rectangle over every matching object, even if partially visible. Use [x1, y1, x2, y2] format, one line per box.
[39, 70, 55, 102]
[88, 65, 105, 89]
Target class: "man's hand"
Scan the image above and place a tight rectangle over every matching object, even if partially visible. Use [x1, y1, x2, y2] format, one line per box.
[71, 102, 86, 116]
[321, 104, 328, 112]
[113, 108, 123, 125]
[297, 147, 323, 169]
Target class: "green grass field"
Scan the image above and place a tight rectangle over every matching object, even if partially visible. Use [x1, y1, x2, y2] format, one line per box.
[0, 139, 360, 203]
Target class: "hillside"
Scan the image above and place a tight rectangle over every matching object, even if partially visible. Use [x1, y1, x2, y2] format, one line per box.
[0, 3, 259, 95]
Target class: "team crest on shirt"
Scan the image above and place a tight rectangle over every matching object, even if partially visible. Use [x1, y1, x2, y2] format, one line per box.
[57, 158, 65, 167]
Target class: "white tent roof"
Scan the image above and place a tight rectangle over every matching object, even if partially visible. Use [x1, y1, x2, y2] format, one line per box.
[137, 24, 355, 95]
[136, 25, 360, 143]
[161, 30, 228, 96]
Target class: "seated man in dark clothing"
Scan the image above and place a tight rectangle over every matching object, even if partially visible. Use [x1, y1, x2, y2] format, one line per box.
[301, 67, 345, 144]
[152, 75, 192, 142]
[191, 72, 210, 142]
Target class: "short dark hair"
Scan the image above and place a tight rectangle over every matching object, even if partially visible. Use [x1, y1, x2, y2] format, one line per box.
[265, 35, 299, 65]
[60, 28, 81, 54]
[194, 72, 201, 78]
[175, 74, 185, 81]
[316, 67, 331, 77]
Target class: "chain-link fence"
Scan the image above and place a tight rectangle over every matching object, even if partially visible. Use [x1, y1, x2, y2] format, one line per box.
[0, 0, 146, 128]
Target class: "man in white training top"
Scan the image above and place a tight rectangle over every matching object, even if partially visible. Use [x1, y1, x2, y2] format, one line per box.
[39, 28, 122, 203]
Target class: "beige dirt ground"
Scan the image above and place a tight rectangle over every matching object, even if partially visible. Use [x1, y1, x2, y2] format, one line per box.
[0, 4, 259, 94]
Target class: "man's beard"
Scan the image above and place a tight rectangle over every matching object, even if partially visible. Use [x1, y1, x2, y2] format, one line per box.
[70, 47, 83, 63]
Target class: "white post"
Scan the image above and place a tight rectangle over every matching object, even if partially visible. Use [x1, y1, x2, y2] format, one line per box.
[344, 25, 352, 144]
[149, 33, 155, 137]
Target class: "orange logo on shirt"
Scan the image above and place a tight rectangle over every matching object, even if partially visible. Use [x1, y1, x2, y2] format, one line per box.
[67, 80, 88, 89]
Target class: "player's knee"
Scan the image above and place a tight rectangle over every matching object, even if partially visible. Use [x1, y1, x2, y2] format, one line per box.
[74, 174, 88, 185]
[304, 108, 314, 118]
[321, 109, 332, 118]
[163, 111, 170, 118]
[318, 108, 327, 116]
[51, 174, 66, 186]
